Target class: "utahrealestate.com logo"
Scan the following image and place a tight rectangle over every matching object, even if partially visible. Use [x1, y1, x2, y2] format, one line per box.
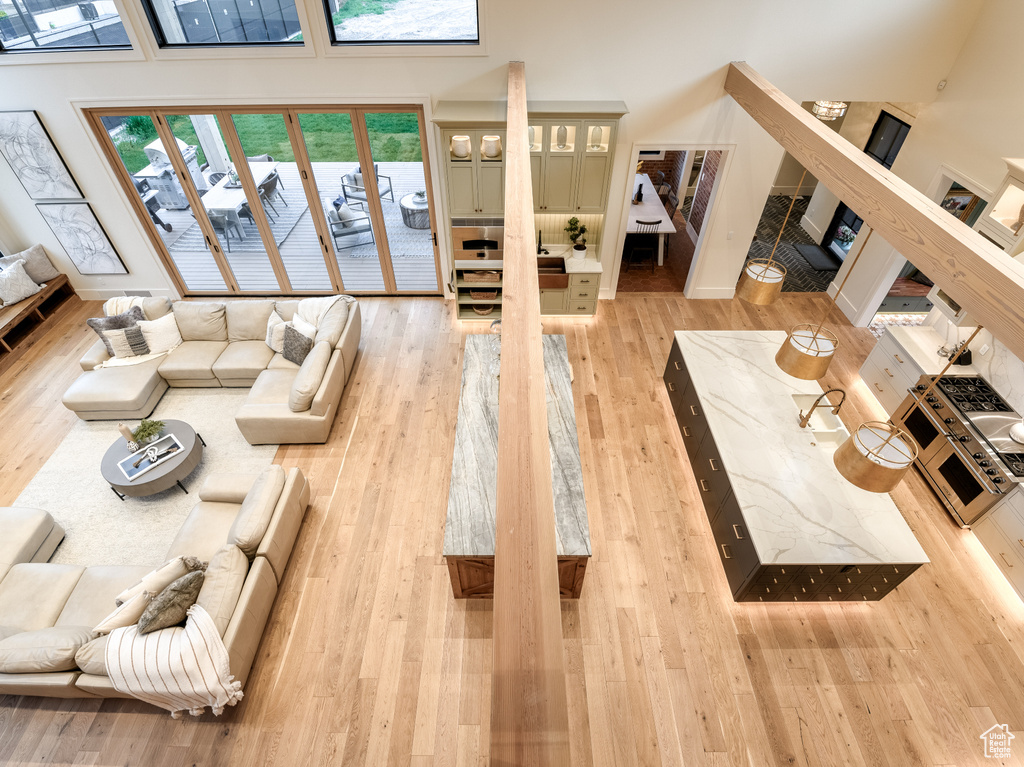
[980, 724, 1015, 759]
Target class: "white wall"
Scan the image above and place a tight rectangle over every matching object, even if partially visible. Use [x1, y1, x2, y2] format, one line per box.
[0, 0, 985, 299]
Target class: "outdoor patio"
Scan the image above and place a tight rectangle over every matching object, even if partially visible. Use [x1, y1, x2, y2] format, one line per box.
[149, 161, 438, 293]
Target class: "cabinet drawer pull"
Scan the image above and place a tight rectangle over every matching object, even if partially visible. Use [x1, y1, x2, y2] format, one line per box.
[674, 361, 681, 370]
[884, 368, 894, 378]
[667, 382, 676, 392]
[720, 544, 733, 560]
[699, 479, 709, 492]
[1000, 553, 1014, 568]
[732, 524, 745, 540]
[894, 354, 904, 363]
[579, 279, 590, 284]
[873, 382, 884, 393]
[690, 405, 699, 416]
[682, 426, 690, 437]
[709, 458, 720, 471]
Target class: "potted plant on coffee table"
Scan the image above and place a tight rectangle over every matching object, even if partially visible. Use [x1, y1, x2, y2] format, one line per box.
[564, 216, 588, 260]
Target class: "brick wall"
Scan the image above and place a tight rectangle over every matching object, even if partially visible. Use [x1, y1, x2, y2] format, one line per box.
[638, 151, 685, 193]
[687, 149, 722, 235]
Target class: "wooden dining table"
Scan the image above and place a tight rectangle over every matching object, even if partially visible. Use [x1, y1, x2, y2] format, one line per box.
[626, 172, 677, 265]
[201, 161, 278, 239]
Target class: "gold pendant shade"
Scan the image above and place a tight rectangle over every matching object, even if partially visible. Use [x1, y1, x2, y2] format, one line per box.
[775, 324, 839, 380]
[833, 421, 917, 493]
[736, 259, 787, 305]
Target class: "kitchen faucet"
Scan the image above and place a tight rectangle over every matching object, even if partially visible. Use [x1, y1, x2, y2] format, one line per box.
[799, 388, 846, 428]
[537, 229, 549, 255]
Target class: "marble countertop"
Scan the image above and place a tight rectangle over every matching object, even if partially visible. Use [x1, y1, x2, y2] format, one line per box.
[543, 244, 603, 274]
[886, 325, 980, 376]
[676, 330, 929, 566]
[444, 334, 591, 558]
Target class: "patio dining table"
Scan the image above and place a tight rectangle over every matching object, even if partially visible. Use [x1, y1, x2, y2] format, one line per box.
[627, 173, 676, 265]
[202, 161, 279, 239]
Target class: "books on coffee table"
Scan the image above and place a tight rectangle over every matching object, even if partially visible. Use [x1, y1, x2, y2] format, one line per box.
[117, 434, 184, 481]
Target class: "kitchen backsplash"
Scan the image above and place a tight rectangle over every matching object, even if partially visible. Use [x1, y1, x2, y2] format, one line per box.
[925, 309, 1024, 413]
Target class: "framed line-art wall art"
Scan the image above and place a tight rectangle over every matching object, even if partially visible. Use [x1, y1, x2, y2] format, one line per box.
[36, 203, 127, 275]
[0, 111, 83, 200]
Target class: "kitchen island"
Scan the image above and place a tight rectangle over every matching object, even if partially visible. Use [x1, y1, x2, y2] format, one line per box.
[664, 330, 929, 601]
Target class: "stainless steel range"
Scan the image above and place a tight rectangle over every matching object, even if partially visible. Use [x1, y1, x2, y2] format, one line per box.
[893, 374, 1024, 527]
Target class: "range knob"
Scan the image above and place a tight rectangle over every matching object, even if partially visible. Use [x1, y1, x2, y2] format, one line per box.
[944, 418, 955, 424]
[994, 477, 1006, 484]
[973, 452, 985, 459]
[916, 384, 927, 391]
[926, 396, 937, 403]
[958, 435, 970, 443]
[986, 469, 998, 475]
[979, 460, 991, 467]
[932, 402, 944, 410]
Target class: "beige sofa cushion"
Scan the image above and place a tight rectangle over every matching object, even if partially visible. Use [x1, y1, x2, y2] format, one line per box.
[57, 565, 152, 626]
[227, 300, 275, 342]
[173, 302, 227, 341]
[247, 369, 296, 406]
[62, 357, 164, 412]
[274, 300, 299, 322]
[142, 297, 173, 320]
[75, 634, 108, 676]
[267, 352, 299, 371]
[313, 298, 353, 348]
[228, 465, 286, 559]
[0, 507, 55, 566]
[197, 545, 248, 636]
[0, 564, 84, 632]
[165, 502, 240, 563]
[212, 340, 275, 385]
[158, 340, 228, 382]
[0, 626, 96, 673]
[289, 341, 331, 412]
[198, 473, 258, 505]
[93, 592, 151, 635]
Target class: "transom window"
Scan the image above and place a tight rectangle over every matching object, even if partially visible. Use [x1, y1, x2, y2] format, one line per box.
[0, 0, 130, 52]
[140, 0, 302, 46]
[322, 0, 478, 45]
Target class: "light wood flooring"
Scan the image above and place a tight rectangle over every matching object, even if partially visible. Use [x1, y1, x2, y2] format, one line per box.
[1, 293, 1023, 766]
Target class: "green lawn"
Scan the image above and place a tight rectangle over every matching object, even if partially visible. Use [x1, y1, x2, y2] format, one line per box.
[112, 112, 422, 175]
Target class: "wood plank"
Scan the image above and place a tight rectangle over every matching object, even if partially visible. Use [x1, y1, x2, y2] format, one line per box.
[489, 60, 571, 766]
[724, 61, 1024, 359]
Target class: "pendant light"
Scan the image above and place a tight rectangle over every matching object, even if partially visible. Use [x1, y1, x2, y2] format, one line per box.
[776, 227, 874, 379]
[736, 169, 809, 305]
[811, 101, 848, 121]
[834, 327, 983, 492]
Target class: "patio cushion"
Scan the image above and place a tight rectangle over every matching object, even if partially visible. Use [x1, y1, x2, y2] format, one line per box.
[335, 203, 359, 228]
[173, 302, 227, 341]
[0, 564, 85, 632]
[158, 341, 228, 382]
[213, 341, 275, 385]
[227, 301, 275, 342]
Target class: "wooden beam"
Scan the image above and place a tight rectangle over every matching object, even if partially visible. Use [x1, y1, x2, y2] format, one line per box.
[489, 61, 571, 767]
[725, 62, 1024, 358]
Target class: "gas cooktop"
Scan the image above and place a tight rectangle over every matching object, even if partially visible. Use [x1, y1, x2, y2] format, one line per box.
[935, 375, 1024, 477]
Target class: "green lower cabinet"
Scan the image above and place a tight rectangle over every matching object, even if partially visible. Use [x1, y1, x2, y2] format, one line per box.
[540, 288, 567, 315]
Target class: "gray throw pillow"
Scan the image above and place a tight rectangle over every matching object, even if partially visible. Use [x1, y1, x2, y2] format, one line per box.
[283, 324, 313, 365]
[86, 307, 145, 357]
[0, 260, 42, 307]
[137, 570, 204, 635]
[0, 244, 60, 284]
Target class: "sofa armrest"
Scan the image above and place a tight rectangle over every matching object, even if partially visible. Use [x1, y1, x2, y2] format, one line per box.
[198, 473, 259, 504]
[310, 350, 344, 418]
[222, 556, 277, 688]
[80, 339, 110, 371]
[255, 467, 308, 583]
[338, 302, 361, 381]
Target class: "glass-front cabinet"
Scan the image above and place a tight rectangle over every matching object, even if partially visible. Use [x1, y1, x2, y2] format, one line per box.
[976, 158, 1024, 254]
[442, 129, 504, 217]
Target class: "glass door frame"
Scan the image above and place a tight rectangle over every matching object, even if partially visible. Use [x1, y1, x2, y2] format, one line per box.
[85, 104, 441, 297]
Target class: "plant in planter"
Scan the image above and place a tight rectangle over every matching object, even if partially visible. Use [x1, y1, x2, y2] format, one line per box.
[834, 225, 857, 247]
[564, 217, 588, 260]
[132, 419, 165, 445]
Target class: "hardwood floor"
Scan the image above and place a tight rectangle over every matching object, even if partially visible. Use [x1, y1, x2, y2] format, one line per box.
[2, 292, 1023, 766]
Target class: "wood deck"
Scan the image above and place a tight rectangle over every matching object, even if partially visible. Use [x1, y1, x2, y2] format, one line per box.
[2, 293, 1023, 765]
[150, 161, 438, 293]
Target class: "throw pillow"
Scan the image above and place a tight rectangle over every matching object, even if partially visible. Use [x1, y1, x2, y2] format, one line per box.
[138, 312, 182, 355]
[282, 324, 313, 365]
[172, 302, 227, 341]
[196, 545, 248, 637]
[313, 296, 353, 348]
[289, 341, 332, 413]
[265, 310, 286, 353]
[74, 634, 109, 676]
[94, 591, 152, 635]
[100, 326, 150, 358]
[115, 555, 207, 606]
[87, 307, 144, 357]
[227, 464, 286, 559]
[0, 260, 42, 307]
[137, 570, 205, 635]
[353, 172, 364, 188]
[0, 626, 96, 673]
[336, 202, 360, 228]
[0, 244, 59, 283]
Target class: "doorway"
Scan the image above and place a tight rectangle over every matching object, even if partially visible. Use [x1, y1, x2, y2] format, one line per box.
[88, 105, 440, 296]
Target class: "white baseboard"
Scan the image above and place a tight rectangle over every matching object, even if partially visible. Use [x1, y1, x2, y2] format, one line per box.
[799, 214, 824, 242]
[75, 288, 177, 301]
[688, 286, 736, 299]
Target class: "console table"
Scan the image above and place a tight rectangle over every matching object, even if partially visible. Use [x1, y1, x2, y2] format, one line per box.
[444, 334, 591, 598]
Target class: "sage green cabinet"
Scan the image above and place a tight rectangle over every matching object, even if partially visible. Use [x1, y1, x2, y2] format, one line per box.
[539, 288, 567, 315]
[442, 129, 505, 217]
[529, 121, 579, 213]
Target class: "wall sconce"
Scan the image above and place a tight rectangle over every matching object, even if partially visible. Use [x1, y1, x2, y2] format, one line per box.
[811, 101, 848, 121]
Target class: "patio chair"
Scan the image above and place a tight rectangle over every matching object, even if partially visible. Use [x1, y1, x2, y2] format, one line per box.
[326, 206, 375, 251]
[194, 211, 241, 253]
[258, 174, 287, 210]
[624, 220, 659, 272]
[207, 171, 227, 186]
[341, 164, 394, 204]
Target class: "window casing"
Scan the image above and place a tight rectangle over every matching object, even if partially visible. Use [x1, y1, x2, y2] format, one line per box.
[321, 0, 478, 46]
[0, 0, 130, 52]
[139, 0, 302, 47]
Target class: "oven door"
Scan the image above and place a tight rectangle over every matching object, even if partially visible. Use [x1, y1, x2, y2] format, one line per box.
[921, 436, 999, 527]
[893, 393, 947, 462]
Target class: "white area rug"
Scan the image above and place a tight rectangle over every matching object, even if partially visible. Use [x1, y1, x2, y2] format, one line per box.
[16, 390, 277, 568]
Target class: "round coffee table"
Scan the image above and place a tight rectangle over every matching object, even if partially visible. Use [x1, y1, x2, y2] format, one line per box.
[399, 193, 431, 229]
[100, 420, 205, 500]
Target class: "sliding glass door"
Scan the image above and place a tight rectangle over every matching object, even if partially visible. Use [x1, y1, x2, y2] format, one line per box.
[87, 105, 439, 297]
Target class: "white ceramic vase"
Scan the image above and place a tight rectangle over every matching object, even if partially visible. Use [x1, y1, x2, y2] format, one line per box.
[572, 245, 587, 260]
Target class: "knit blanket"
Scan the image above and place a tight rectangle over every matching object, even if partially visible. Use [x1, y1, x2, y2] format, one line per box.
[105, 604, 243, 718]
